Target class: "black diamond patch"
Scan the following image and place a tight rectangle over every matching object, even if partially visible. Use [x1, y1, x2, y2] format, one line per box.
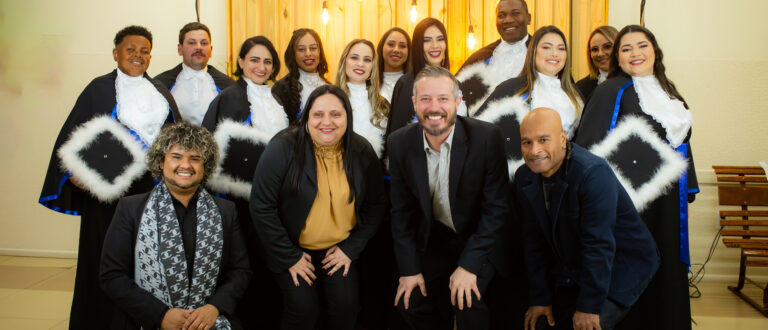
[78, 131, 134, 184]
[495, 113, 523, 160]
[460, 75, 490, 109]
[605, 135, 662, 190]
[220, 137, 266, 183]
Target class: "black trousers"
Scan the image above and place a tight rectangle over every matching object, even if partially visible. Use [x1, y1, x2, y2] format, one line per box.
[397, 223, 494, 330]
[275, 248, 359, 330]
[534, 286, 630, 330]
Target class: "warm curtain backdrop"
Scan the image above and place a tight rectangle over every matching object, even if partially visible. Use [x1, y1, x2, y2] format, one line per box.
[227, 0, 607, 82]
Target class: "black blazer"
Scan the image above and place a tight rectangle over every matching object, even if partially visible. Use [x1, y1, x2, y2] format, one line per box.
[388, 116, 511, 276]
[514, 144, 660, 314]
[100, 190, 251, 330]
[154, 63, 236, 92]
[249, 128, 387, 272]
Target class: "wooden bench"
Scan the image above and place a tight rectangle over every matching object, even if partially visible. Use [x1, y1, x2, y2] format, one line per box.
[713, 165, 768, 317]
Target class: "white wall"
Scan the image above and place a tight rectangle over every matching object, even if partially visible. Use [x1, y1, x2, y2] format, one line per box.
[0, 0, 228, 257]
[609, 0, 768, 281]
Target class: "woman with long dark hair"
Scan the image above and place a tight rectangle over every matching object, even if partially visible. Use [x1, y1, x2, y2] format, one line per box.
[250, 85, 387, 330]
[201, 35, 287, 329]
[376, 27, 411, 103]
[272, 28, 330, 121]
[575, 25, 698, 330]
[386, 18, 450, 136]
[575, 25, 618, 102]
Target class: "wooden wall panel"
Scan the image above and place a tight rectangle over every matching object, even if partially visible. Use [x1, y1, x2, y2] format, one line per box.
[228, 0, 608, 81]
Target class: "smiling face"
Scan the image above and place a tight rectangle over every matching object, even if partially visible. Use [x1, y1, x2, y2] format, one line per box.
[295, 33, 320, 73]
[589, 32, 613, 73]
[618, 32, 655, 77]
[520, 108, 567, 178]
[161, 144, 204, 195]
[113, 34, 151, 77]
[237, 44, 273, 85]
[345, 42, 374, 85]
[178, 29, 212, 70]
[496, 0, 531, 43]
[382, 31, 409, 72]
[307, 93, 347, 147]
[422, 26, 447, 67]
[412, 75, 459, 138]
[534, 32, 567, 77]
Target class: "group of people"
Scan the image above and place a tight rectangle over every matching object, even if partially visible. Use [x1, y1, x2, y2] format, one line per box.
[38, 0, 698, 329]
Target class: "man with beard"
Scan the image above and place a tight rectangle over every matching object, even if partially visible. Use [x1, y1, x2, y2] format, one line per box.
[388, 66, 511, 330]
[459, 0, 531, 75]
[155, 22, 234, 126]
[100, 122, 250, 330]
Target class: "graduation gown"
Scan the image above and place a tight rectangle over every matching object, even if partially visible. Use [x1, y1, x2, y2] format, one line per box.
[201, 77, 286, 329]
[154, 63, 235, 92]
[271, 76, 302, 122]
[574, 73, 698, 330]
[38, 69, 180, 329]
[576, 75, 598, 104]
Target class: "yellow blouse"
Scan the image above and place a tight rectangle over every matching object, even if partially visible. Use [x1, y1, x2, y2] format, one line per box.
[298, 140, 357, 250]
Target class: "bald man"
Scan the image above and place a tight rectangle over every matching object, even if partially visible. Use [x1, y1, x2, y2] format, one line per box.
[513, 108, 659, 330]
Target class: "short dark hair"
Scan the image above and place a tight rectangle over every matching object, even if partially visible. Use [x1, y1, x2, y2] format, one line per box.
[234, 36, 281, 81]
[146, 122, 219, 184]
[178, 22, 211, 45]
[114, 25, 153, 49]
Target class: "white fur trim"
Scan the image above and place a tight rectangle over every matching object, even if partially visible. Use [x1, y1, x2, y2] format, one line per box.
[57, 115, 147, 202]
[508, 158, 526, 182]
[457, 62, 506, 117]
[589, 115, 688, 211]
[474, 95, 529, 125]
[207, 119, 272, 199]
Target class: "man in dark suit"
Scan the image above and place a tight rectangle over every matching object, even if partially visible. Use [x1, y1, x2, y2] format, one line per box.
[100, 122, 250, 330]
[388, 66, 511, 330]
[155, 22, 235, 126]
[515, 108, 660, 330]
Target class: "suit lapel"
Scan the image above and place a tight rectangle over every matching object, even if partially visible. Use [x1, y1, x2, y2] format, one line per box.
[409, 126, 434, 222]
[448, 119, 468, 208]
[303, 142, 317, 186]
[522, 175, 554, 249]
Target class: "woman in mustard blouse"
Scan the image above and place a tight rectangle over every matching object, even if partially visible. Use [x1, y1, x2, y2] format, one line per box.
[250, 84, 387, 330]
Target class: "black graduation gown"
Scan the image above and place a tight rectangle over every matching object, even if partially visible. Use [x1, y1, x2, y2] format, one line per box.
[201, 77, 285, 329]
[574, 73, 699, 330]
[271, 76, 302, 122]
[38, 69, 180, 329]
[575, 75, 599, 104]
[472, 76, 528, 171]
[154, 63, 236, 92]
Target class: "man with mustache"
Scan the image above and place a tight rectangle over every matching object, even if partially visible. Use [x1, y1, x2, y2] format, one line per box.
[459, 0, 531, 76]
[156, 22, 235, 126]
[39, 25, 180, 329]
[388, 66, 511, 329]
[515, 108, 659, 330]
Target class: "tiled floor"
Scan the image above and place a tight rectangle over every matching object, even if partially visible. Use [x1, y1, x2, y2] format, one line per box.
[0, 255, 766, 329]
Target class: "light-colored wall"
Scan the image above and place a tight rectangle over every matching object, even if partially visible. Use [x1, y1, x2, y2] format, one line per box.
[0, 0, 227, 257]
[609, 0, 768, 281]
[2, 0, 767, 284]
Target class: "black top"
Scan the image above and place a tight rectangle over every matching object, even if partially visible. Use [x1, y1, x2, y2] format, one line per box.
[171, 191, 199, 279]
[100, 189, 251, 330]
[575, 75, 598, 105]
[271, 76, 302, 122]
[154, 64, 236, 92]
[250, 128, 388, 272]
[387, 116, 512, 276]
[385, 72, 416, 137]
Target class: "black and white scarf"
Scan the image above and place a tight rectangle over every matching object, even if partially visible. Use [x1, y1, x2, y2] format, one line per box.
[134, 183, 231, 329]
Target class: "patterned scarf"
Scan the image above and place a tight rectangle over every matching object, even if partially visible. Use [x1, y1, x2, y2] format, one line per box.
[134, 183, 231, 329]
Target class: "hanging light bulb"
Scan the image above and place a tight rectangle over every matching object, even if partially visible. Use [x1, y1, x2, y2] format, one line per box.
[410, 0, 418, 23]
[322, 1, 329, 25]
[467, 24, 476, 50]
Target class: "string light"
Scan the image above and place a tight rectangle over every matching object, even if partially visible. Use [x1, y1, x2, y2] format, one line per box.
[410, 0, 418, 23]
[467, 25, 476, 49]
[321, 1, 329, 25]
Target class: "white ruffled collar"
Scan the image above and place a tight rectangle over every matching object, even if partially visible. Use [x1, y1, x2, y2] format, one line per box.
[298, 70, 326, 109]
[171, 64, 217, 126]
[488, 35, 528, 80]
[243, 77, 288, 137]
[530, 71, 579, 138]
[632, 75, 692, 147]
[380, 71, 403, 103]
[495, 34, 529, 54]
[348, 82, 385, 157]
[115, 68, 169, 145]
[178, 63, 208, 80]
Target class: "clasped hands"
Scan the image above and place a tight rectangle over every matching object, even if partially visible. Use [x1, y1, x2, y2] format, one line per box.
[160, 304, 219, 330]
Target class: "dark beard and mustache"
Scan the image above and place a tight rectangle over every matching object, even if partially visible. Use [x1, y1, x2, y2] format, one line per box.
[419, 110, 457, 136]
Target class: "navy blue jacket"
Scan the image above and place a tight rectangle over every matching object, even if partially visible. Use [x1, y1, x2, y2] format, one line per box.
[514, 143, 660, 314]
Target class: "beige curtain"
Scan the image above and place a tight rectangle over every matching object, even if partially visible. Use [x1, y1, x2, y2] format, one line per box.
[227, 0, 608, 82]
